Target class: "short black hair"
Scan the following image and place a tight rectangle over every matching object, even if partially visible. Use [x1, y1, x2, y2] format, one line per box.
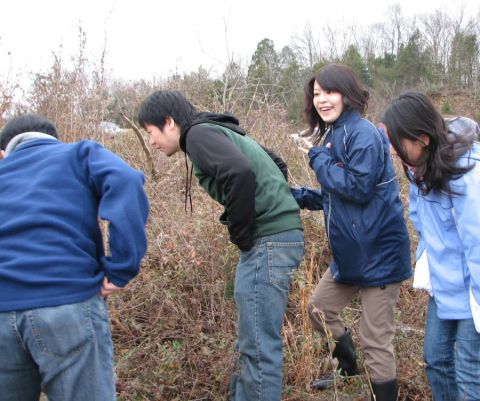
[0, 114, 58, 150]
[138, 90, 196, 132]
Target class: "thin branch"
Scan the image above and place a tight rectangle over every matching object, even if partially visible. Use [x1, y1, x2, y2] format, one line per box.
[120, 112, 158, 180]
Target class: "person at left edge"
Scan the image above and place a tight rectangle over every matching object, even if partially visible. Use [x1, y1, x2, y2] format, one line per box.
[0, 114, 149, 401]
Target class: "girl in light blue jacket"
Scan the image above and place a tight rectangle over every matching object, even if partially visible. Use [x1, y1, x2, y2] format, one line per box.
[382, 91, 480, 401]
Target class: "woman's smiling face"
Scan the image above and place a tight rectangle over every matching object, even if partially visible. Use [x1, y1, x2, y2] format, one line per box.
[313, 80, 344, 123]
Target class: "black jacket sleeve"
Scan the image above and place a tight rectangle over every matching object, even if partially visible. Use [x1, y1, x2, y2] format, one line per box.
[186, 125, 256, 251]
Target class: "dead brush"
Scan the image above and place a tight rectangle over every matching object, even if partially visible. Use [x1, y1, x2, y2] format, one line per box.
[106, 136, 239, 400]
[24, 70, 432, 399]
[9, 27, 466, 400]
[100, 109, 431, 400]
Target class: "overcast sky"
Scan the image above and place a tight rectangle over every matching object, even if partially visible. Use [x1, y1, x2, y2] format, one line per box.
[1, 0, 479, 84]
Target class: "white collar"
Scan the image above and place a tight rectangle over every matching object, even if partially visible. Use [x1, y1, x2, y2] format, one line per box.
[4, 132, 58, 157]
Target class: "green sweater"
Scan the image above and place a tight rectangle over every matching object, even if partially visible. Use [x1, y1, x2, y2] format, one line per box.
[187, 123, 302, 244]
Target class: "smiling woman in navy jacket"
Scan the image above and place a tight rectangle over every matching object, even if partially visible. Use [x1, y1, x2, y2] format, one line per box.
[291, 64, 411, 401]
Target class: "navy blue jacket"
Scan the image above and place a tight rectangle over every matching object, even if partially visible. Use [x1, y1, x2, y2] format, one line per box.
[292, 110, 411, 286]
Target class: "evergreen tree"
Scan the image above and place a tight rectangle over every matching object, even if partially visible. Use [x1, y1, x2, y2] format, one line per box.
[247, 39, 280, 101]
[449, 32, 479, 89]
[278, 46, 307, 121]
[394, 29, 432, 87]
[342, 45, 372, 86]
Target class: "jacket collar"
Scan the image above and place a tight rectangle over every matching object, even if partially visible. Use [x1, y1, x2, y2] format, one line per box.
[179, 112, 245, 152]
[331, 109, 361, 129]
[4, 132, 58, 157]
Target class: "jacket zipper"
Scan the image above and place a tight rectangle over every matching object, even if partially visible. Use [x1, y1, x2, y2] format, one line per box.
[322, 125, 333, 252]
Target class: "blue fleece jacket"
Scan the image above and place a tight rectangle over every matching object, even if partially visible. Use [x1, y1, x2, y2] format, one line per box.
[0, 138, 149, 312]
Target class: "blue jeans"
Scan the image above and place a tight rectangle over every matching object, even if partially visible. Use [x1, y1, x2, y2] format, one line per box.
[424, 297, 480, 401]
[0, 295, 116, 401]
[229, 229, 304, 401]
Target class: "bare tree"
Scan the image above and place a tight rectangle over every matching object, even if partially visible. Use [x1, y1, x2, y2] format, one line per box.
[369, 23, 395, 56]
[387, 4, 405, 54]
[420, 9, 453, 79]
[291, 23, 322, 69]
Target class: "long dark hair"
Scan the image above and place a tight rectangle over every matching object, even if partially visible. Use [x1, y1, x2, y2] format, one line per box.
[304, 64, 369, 145]
[382, 91, 473, 194]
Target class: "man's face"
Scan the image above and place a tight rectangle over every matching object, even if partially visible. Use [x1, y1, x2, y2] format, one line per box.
[145, 118, 181, 157]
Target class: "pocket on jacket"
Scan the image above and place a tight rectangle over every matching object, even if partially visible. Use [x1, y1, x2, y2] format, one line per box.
[329, 219, 369, 281]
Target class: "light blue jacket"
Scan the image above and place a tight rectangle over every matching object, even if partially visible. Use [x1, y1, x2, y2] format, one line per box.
[410, 143, 480, 319]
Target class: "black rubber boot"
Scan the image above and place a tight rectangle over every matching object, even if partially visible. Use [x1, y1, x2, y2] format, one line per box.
[311, 328, 358, 390]
[371, 378, 398, 401]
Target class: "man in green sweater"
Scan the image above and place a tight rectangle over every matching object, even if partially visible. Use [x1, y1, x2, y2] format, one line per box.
[138, 91, 304, 401]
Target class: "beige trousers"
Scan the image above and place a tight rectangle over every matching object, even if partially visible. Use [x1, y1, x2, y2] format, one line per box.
[307, 268, 401, 382]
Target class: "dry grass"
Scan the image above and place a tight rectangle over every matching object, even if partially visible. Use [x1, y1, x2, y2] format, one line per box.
[101, 115, 431, 401]
[3, 56, 434, 399]
[6, 26, 480, 400]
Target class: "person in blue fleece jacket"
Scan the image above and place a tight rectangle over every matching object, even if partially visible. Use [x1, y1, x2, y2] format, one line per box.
[0, 114, 149, 401]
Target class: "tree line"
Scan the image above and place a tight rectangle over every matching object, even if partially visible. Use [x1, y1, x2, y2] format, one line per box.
[2, 4, 479, 135]
[234, 4, 480, 121]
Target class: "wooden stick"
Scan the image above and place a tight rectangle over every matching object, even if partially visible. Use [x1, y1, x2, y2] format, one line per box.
[120, 112, 158, 180]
